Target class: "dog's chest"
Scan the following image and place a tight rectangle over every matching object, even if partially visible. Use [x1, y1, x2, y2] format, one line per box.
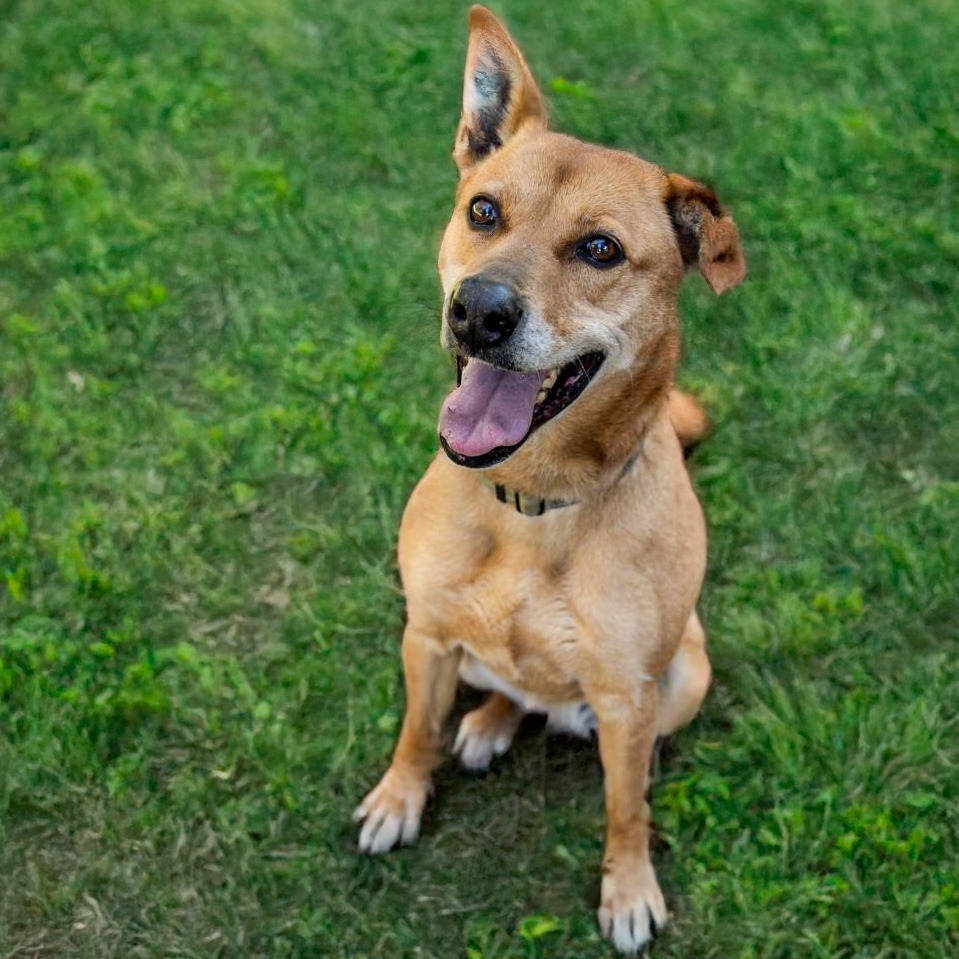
[458, 649, 581, 711]
[443, 546, 587, 704]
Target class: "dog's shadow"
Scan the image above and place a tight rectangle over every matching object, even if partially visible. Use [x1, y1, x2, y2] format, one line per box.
[434, 684, 688, 854]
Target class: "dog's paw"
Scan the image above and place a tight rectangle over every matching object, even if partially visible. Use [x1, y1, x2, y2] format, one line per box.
[352, 766, 429, 854]
[545, 701, 597, 739]
[453, 702, 521, 771]
[597, 862, 668, 955]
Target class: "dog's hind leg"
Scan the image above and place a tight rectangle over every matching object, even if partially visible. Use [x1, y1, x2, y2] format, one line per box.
[454, 692, 523, 771]
[657, 612, 712, 736]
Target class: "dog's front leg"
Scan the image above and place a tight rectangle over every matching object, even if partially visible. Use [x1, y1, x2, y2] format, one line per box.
[593, 682, 668, 955]
[353, 627, 460, 854]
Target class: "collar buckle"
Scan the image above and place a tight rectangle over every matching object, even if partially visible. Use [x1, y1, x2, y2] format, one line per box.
[494, 484, 573, 516]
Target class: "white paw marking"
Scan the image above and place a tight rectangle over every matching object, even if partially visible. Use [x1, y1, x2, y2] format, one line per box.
[545, 701, 597, 738]
[598, 864, 668, 955]
[352, 770, 428, 854]
[453, 708, 519, 771]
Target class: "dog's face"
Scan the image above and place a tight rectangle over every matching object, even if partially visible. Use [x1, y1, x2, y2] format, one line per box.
[437, 8, 745, 470]
[440, 134, 684, 375]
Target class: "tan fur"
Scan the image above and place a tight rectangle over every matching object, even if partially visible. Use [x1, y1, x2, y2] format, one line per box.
[669, 388, 710, 449]
[354, 7, 745, 953]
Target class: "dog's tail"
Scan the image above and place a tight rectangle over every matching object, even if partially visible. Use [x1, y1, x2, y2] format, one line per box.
[668, 389, 709, 456]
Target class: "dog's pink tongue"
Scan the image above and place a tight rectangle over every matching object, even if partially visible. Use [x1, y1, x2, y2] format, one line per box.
[439, 361, 544, 458]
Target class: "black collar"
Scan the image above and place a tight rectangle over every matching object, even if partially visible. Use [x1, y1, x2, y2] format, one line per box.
[492, 483, 576, 516]
[488, 445, 644, 517]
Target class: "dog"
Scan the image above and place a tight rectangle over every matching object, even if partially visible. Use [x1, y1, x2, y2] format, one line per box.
[353, 6, 745, 953]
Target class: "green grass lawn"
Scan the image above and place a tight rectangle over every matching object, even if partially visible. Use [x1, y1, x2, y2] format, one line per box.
[2, 0, 957, 956]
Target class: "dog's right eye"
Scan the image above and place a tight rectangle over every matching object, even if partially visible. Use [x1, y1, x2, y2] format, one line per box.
[468, 196, 499, 227]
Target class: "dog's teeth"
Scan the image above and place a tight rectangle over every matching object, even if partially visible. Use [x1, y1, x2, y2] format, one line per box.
[535, 369, 558, 405]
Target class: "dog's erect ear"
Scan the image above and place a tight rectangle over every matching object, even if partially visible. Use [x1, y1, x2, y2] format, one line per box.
[453, 6, 548, 173]
[665, 174, 746, 295]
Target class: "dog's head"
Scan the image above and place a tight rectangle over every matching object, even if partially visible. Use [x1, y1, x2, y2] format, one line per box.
[437, 6, 745, 472]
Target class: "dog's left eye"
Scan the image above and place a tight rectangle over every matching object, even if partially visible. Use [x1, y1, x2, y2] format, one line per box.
[468, 196, 499, 227]
[580, 235, 624, 266]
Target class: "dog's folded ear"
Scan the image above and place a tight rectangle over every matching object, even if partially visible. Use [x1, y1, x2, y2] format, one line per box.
[665, 174, 746, 294]
[453, 6, 548, 173]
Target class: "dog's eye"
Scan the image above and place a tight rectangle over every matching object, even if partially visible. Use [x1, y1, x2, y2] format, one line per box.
[468, 196, 499, 227]
[580, 235, 623, 266]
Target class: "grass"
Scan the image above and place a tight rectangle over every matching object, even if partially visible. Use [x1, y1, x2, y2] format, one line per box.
[1, 0, 957, 956]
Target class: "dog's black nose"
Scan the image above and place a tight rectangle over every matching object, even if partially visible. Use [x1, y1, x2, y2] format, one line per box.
[448, 276, 523, 351]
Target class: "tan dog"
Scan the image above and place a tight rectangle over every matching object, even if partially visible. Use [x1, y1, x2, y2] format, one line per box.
[354, 6, 745, 953]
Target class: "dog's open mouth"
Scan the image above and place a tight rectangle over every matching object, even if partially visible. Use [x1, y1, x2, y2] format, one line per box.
[439, 352, 605, 468]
